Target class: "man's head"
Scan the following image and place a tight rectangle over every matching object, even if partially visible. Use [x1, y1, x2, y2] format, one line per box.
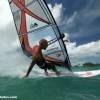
[39, 39, 48, 50]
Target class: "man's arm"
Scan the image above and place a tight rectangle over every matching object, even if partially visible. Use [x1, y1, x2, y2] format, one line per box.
[44, 56, 64, 66]
[23, 60, 36, 78]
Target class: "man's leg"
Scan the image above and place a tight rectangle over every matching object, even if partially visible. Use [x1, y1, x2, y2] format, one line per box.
[44, 69, 49, 76]
[49, 63, 60, 76]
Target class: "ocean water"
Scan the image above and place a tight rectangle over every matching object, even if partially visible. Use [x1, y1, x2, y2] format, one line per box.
[0, 66, 100, 100]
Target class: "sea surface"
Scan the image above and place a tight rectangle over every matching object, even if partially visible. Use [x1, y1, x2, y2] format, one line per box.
[0, 66, 100, 100]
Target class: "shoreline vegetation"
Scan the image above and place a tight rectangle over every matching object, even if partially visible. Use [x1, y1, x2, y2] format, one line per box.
[75, 63, 100, 67]
[83, 63, 100, 67]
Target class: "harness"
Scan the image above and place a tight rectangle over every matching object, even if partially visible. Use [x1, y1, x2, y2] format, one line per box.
[37, 59, 47, 69]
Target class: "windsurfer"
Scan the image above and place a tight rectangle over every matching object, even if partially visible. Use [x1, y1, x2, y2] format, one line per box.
[22, 39, 64, 78]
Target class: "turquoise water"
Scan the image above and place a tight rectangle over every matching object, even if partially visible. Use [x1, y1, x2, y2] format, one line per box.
[0, 66, 100, 100]
[0, 76, 100, 100]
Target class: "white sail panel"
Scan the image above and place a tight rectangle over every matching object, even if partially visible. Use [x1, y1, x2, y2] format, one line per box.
[26, 14, 48, 34]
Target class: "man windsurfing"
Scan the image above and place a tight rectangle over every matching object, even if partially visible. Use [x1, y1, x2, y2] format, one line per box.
[23, 39, 65, 78]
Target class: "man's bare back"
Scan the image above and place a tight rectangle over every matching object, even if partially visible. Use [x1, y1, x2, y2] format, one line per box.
[32, 45, 43, 60]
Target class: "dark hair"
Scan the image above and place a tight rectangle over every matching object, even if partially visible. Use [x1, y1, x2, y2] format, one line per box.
[39, 39, 48, 45]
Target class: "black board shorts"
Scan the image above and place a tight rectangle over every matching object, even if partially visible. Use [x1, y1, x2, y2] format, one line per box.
[37, 60, 55, 70]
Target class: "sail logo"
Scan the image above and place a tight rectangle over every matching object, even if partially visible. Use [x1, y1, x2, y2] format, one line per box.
[30, 23, 38, 29]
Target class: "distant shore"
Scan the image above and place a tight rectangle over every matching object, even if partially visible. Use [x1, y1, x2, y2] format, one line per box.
[83, 63, 100, 67]
[74, 62, 100, 67]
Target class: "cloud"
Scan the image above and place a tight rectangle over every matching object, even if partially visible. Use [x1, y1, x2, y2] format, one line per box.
[68, 40, 100, 57]
[57, 0, 100, 44]
[0, 0, 13, 28]
[66, 12, 79, 25]
[48, 3, 63, 24]
[66, 40, 100, 65]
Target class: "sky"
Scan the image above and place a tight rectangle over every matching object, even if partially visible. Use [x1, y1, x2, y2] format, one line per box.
[46, 0, 100, 45]
[0, 0, 100, 65]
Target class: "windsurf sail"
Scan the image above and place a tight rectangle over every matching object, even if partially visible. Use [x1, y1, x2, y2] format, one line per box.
[8, 0, 72, 71]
